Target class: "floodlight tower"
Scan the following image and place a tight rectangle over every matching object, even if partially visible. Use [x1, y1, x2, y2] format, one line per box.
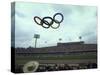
[34, 34, 40, 48]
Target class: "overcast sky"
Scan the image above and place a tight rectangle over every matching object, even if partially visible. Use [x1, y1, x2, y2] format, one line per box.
[12, 2, 97, 48]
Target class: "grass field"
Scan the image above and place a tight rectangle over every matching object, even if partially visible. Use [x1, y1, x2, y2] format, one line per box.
[15, 53, 97, 65]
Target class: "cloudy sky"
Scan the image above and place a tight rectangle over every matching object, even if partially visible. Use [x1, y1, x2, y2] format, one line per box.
[11, 2, 97, 48]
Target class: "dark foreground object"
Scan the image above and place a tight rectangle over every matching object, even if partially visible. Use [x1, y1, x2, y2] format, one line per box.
[15, 63, 97, 73]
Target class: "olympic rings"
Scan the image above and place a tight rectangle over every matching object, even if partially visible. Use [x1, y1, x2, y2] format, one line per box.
[34, 13, 64, 29]
[34, 16, 42, 25]
[42, 17, 53, 28]
[53, 13, 64, 23]
[51, 22, 60, 29]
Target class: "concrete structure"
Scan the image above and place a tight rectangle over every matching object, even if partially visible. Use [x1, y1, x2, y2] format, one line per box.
[15, 41, 97, 54]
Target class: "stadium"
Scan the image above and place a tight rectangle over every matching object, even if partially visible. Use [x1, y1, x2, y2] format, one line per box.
[14, 41, 97, 73]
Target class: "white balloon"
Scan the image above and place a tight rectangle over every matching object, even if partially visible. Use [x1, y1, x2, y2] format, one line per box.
[23, 61, 39, 73]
